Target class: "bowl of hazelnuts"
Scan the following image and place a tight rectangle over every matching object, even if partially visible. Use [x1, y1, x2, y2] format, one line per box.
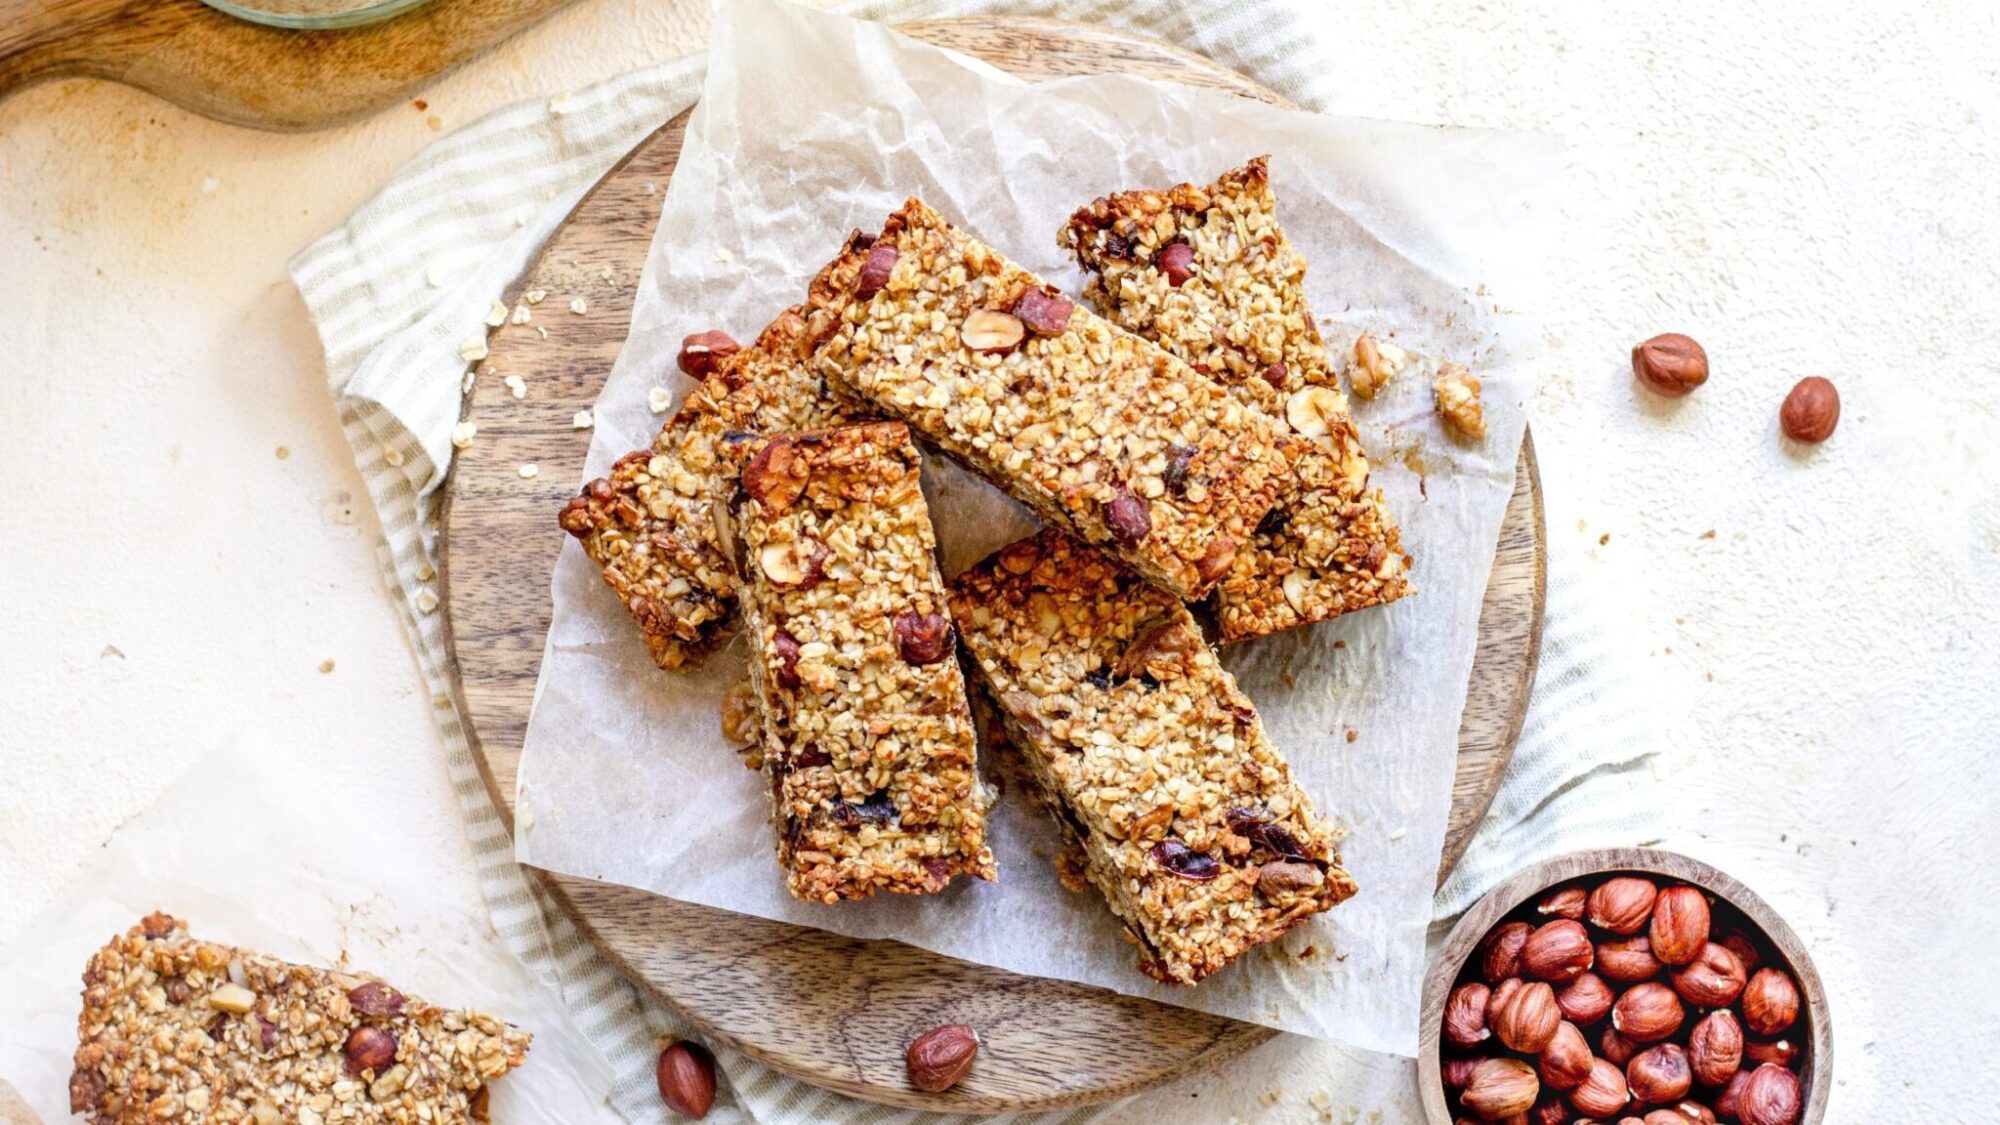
[1418, 849, 1829, 1125]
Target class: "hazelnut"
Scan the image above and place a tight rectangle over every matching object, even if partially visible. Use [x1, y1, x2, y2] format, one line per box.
[1649, 887, 1710, 966]
[1779, 376, 1839, 443]
[1631, 333, 1708, 397]
[1674, 1100, 1718, 1125]
[1744, 1038, 1799, 1068]
[1736, 1064, 1802, 1125]
[1599, 1026, 1638, 1066]
[676, 330, 740, 379]
[1285, 386, 1348, 439]
[1642, 1112, 1695, 1125]
[1611, 982, 1684, 1043]
[1587, 878, 1659, 935]
[854, 244, 898, 301]
[1444, 982, 1493, 1048]
[1012, 289, 1075, 335]
[1492, 980, 1561, 1053]
[656, 1041, 716, 1119]
[1716, 927, 1763, 976]
[1569, 1058, 1631, 1117]
[740, 439, 807, 511]
[759, 539, 827, 588]
[1537, 886, 1588, 921]
[344, 1025, 398, 1076]
[1625, 1044, 1692, 1105]
[1480, 921, 1533, 983]
[1522, 920, 1595, 983]
[1597, 934, 1665, 983]
[1536, 1021, 1593, 1090]
[1530, 1098, 1570, 1125]
[1462, 1058, 1540, 1120]
[346, 982, 405, 1017]
[1687, 1010, 1744, 1087]
[1740, 968, 1800, 1036]
[1443, 1056, 1480, 1088]
[207, 983, 257, 1014]
[1670, 941, 1746, 1007]
[892, 611, 954, 666]
[1713, 1070, 1753, 1119]
[1103, 487, 1153, 545]
[905, 1024, 979, 1093]
[1557, 971, 1614, 1025]
[1487, 977, 1522, 1025]
[1157, 242, 1197, 287]
[961, 309, 1026, 355]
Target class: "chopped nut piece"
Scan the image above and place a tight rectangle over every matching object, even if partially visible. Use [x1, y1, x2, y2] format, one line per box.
[1285, 386, 1347, 438]
[207, 983, 256, 1013]
[960, 308, 1026, 354]
[1434, 362, 1487, 439]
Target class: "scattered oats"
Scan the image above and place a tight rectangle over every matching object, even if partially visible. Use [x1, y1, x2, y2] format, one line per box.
[461, 371, 476, 394]
[1309, 1089, 1333, 1111]
[525, 289, 547, 304]
[451, 421, 477, 449]
[458, 338, 489, 362]
[318, 659, 335, 674]
[648, 386, 673, 414]
[572, 409, 594, 429]
[485, 299, 508, 327]
[274, 445, 289, 460]
[1259, 1089, 1283, 1107]
[415, 560, 435, 582]
[383, 446, 405, 467]
[426, 264, 448, 288]
[518, 462, 540, 479]
[599, 265, 615, 282]
[548, 92, 572, 114]
[1388, 827, 1407, 842]
[715, 247, 734, 262]
[503, 374, 527, 400]
[536, 326, 548, 340]
[569, 296, 588, 315]
[416, 588, 440, 614]
[511, 303, 532, 325]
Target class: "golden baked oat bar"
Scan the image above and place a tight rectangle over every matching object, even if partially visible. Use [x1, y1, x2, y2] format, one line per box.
[1060, 157, 1413, 641]
[804, 203, 1293, 601]
[70, 913, 529, 1124]
[559, 306, 864, 670]
[729, 421, 995, 903]
[949, 530, 1357, 985]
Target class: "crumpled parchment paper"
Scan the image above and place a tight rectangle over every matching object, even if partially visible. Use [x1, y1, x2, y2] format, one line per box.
[516, 0, 1558, 1055]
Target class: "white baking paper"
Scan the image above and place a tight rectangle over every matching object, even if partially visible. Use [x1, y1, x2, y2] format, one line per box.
[516, 0, 1557, 1056]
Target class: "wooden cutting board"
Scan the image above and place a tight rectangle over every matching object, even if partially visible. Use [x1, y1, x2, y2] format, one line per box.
[438, 17, 1547, 1113]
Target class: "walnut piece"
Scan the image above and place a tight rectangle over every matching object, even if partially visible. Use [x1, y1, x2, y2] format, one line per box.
[1433, 362, 1487, 440]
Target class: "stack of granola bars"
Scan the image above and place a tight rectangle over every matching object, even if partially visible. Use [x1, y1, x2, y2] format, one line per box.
[562, 158, 1468, 984]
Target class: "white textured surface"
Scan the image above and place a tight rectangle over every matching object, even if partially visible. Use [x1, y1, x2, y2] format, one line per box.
[1, 1, 1996, 1121]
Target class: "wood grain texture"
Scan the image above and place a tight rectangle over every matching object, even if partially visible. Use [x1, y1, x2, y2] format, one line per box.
[438, 17, 1547, 1112]
[0, 0, 575, 131]
[1417, 848, 1833, 1124]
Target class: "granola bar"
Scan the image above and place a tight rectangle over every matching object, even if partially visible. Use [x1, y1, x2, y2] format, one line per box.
[559, 306, 863, 669]
[730, 420, 995, 903]
[804, 204, 1293, 601]
[1059, 157, 1413, 641]
[948, 529, 1357, 984]
[70, 913, 530, 1124]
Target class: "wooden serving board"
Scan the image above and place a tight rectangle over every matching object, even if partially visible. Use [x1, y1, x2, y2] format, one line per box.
[438, 17, 1547, 1113]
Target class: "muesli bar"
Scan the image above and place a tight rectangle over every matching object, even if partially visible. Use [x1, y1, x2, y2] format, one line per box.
[70, 913, 530, 1124]
[729, 420, 995, 903]
[948, 529, 1357, 984]
[558, 306, 862, 670]
[1059, 157, 1414, 641]
[804, 204, 1293, 601]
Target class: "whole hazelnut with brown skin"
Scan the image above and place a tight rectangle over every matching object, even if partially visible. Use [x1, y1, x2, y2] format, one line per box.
[1600, 1025, 1638, 1066]
[1736, 1063, 1802, 1125]
[1523, 919, 1595, 983]
[1569, 1058, 1631, 1117]
[1611, 982, 1684, 1043]
[1670, 941, 1746, 1007]
[906, 1024, 980, 1093]
[1675, 1100, 1718, 1125]
[1713, 1070, 1753, 1118]
[1536, 1021, 1593, 1090]
[1481, 921, 1533, 983]
[676, 330, 741, 379]
[343, 1026, 398, 1076]
[1632, 333, 1709, 397]
[1597, 934, 1664, 983]
[1642, 1112, 1694, 1125]
[1443, 1056, 1480, 1088]
[1588, 877, 1658, 935]
[1740, 968, 1800, 1036]
[1716, 927, 1763, 976]
[1493, 980, 1562, 1053]
[1625, 1043, 1692, 1105]
[1445, 982, 1493, 1048]
[1530, 1097, 1570, 1125]
[656, 1041, 717, 1119]
[1744, 1037, 1799, 1067]
[1488, 976, 1523, 1025]
[1462, 1058, 1541, 1120]
[1779, 376, 1839, 443]
[1649, 886, 1710, 967]
[1557, 971, 1615, 1025]
[1687, 1009, 1744, 1087]
[1537, 886, 1588, 921]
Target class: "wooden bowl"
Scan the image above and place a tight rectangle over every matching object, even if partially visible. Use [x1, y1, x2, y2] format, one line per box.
[1418, 849, 1831, 1123]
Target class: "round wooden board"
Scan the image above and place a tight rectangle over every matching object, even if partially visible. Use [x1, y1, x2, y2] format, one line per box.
[439, 17, 1548, 1114]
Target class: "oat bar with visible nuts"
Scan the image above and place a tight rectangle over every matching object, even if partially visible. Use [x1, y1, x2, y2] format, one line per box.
[949, 529, 1357, 984]
[70, 913, 530, 1124]
[804, 204, 1293, 601]
[559, 306, 864, 670]
[1060, 157, 1413, 641]
[730, 420, 995, 903]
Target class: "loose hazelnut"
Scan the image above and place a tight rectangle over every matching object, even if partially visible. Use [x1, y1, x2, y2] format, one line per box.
[1600, 1026, 1638, 1066]
[1740, 968, 1800, 1036]
[1537, 886, 1588, 921]
[961, 309, 1026, 355]
[1588, 878, 1659, 935]
[1743, 1038, 1798, 1068]
[1557, 971, 1614, 1025]
[1648, 886, 1710, 966]
[1597, 934, 1665, 983]
[1687, 1010, 1744, 1087]
[1779, 376, 1839, 443]
[676, 330, 740, 379]
[1625, 1044, 1692, 1105]
[1480, 921, 1533, 983]
[1713, 1070, 1753, 1119]
[656, 1041, 716, 1119]
[1523, 920, 1595, 983]
[1445, 982, 1493, 1048]
[1443, 1056, 1480, 1088]
[1670, 941, 1745, 1007]
[1492, 980, 1561, 1053]
[1631, 333, 1708, 397]
[1569, 1058, 1631, 1117]
[1611, 983, 1684, 1043]
[1462, 1058, 1540, 1120]
[1736, 1064, 1802, 1125]
[344, 1025, 398, 1076]
[905, 1024, 979, 1092]
[1537, 1021, 1593, 1090]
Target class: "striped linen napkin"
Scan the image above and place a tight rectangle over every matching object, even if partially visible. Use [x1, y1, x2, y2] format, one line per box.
[290, 1, 1657, 1119]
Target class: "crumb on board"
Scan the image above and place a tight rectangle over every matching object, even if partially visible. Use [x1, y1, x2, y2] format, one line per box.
[569, 297, 588, 315]
[274, 446, 289, 460]
[416, 588, 439, 614]
[450, 421, 477, 449]
[485, 299, 508, 327]
[647, 387, 672, 414]
[318, 659, 335, 674]
[572, 409, 594, 430]
[459, 338, 488, 363]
